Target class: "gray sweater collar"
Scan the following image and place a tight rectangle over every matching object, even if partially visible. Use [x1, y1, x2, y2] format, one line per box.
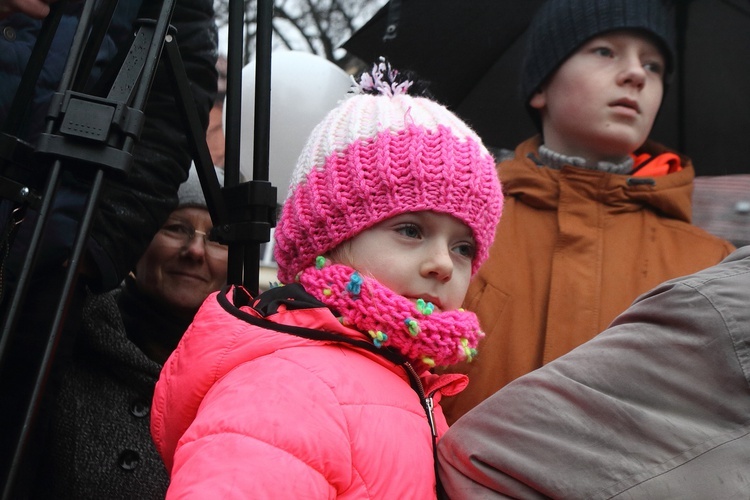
[538, 144, 634, 175]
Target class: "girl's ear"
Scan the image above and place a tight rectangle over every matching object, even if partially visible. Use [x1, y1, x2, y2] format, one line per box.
[326, 244, 351, 267]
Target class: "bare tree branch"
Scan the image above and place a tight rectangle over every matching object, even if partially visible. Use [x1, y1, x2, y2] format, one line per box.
[213, 0, 386, 68]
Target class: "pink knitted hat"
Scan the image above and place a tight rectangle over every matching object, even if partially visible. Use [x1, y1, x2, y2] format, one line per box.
[274, 59, 503, 284]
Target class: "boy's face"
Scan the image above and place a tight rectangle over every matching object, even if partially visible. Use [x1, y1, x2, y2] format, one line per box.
[530, 30, 666, 163]
[330, 211, 475, 313]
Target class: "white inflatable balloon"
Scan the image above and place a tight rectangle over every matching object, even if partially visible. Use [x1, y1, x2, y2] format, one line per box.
[230, 51, 352, 203]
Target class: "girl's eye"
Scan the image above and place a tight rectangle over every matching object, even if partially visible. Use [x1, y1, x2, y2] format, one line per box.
[395, 224, 421, 239]
[593, 47, 614, 58]
[453, 242, 476, 259]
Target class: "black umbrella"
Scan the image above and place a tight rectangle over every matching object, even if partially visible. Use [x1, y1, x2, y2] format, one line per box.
[343, 0, 750, 176]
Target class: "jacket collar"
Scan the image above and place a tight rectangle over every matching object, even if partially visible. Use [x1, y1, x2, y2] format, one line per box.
[500, 135, 695, 222]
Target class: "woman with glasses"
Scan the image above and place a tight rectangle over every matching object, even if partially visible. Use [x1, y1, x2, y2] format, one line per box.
[133, 175, 229, 362]
[32, 166, 227, 499]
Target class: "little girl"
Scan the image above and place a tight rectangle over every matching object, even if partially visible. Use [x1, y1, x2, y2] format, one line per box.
[151, 59, 503, 499]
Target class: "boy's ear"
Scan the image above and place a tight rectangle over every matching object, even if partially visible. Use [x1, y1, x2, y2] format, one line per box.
[529, 88, 546, 110]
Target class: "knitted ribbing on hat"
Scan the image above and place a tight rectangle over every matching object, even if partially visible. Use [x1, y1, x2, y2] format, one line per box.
[297, 258, 484, 370]
[274, 59, 503, 284]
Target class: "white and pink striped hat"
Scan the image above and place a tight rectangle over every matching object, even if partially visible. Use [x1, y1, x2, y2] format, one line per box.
[274, 59, 504, 284]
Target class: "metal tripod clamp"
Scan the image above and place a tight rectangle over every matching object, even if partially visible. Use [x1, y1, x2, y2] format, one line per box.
[34, 90, 145, 178]
[211, 179, 277, 247]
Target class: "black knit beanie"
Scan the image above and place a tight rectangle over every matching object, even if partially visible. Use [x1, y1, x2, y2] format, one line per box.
[520, 0, 675, 120]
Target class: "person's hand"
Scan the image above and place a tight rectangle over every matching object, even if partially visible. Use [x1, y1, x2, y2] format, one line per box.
[0, 0, 58, 20]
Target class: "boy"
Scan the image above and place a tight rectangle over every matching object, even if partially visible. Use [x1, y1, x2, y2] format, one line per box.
[441, 0, 735, 424]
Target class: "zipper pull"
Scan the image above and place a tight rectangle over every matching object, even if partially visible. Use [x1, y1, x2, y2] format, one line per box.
[425, 395, 437, 438]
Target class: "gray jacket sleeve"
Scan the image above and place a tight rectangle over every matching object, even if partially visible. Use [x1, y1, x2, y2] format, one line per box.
[438, 246, 750, 500]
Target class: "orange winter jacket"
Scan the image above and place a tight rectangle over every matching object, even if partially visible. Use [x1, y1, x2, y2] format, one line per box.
[441, 136, 735, 424]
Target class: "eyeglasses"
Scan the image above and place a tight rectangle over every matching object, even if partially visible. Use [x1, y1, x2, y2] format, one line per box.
[159, 222, 228, 256]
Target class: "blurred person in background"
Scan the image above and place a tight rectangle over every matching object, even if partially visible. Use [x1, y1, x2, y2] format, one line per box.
[31, 166, 228, 499]
[0, 0, 218, 495]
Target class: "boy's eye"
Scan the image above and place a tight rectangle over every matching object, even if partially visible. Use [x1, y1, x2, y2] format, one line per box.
[643, 61, 664, 77]
[593, 47, 614, 57]
[395, 224, 421, 239]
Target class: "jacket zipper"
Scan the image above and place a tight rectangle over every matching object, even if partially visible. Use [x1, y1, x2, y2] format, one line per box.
[403, 361, 445, 498]
[425, 392, 437, 437]
[403, 361, 437, 438]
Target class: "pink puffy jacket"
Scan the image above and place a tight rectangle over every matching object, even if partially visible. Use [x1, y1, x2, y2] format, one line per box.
[151, 285, 467, 499]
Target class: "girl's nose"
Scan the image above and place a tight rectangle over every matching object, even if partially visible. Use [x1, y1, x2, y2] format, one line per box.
[420, 246, 453, 282]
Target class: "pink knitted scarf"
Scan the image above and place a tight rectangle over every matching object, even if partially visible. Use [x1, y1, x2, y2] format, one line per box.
[296, 258, 484, 370]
